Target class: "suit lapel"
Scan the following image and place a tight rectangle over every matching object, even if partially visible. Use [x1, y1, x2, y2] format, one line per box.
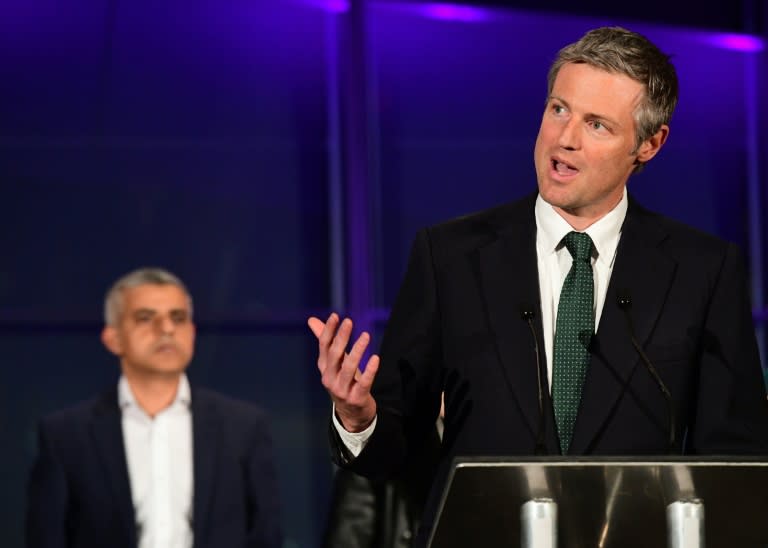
[90, 390, 136, 545]
[192, 389, 221, 541]
[476, 196, 554, 448]
[570, 200, 676, 454]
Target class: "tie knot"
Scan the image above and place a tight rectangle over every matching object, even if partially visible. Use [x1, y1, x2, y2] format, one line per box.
[563, 231, 593, 262]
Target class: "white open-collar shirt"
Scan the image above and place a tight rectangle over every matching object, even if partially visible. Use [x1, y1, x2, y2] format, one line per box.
[119, 373, 194, 548]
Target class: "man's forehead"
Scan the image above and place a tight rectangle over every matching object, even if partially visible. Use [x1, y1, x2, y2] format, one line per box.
[122, 283, 190, 310]
[552, 63, 643, 125]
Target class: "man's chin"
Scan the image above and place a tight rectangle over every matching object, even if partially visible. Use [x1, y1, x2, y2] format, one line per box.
[151, 363, 189, 376]
[124, 363, 189, 379]
[538, 188, 574, 210]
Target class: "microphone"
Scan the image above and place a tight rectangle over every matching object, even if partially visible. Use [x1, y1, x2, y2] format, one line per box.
[520, 303, 548, 455]
[616, 290, 676, 453]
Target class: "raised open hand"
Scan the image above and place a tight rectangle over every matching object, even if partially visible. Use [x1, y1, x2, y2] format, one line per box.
[309, 313, 379, 432]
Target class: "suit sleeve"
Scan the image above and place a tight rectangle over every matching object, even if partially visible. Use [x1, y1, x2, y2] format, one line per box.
[689, 242, 768, 453]
[337, 228, 444, 480]
[26, 420, 69, 548]
[244, 414, 283, 548]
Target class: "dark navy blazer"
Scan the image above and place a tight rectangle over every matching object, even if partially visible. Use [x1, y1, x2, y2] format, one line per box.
[27, 386, 283, 548]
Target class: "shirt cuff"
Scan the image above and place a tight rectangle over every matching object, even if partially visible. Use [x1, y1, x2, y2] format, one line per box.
[331, 404, 377, 458]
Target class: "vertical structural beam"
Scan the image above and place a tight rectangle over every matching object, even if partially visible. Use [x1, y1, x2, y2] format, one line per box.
[340, 0, 375, 337]
[325, 11, 345, 312]
[745, 50, 765, 369]
[743, 1, 766, 370]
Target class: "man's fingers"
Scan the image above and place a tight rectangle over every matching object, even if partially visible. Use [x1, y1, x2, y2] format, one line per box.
[357, 354, 380, 392]
[318, 313, 339, 347]
[311, 315, 366, 381]
[314, 313, 338, 374]
[347, 331, 370, 364]
[313, 315, 374, 395]
[307, 316, 325, 339]
[337, 331, 369, 387]
[328, 318, 353, 365]
[348, 355, 379, 406]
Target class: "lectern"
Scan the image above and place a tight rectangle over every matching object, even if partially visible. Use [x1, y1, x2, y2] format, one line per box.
[427, 457, 768, 547]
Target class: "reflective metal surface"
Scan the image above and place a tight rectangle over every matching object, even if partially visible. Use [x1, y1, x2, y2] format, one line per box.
[520, 498, 557, 548]
[667, 499, 704, 548]
[428, 458, 768, 547]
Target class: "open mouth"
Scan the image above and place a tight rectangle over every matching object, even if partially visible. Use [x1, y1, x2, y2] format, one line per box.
[552, 158, 578, 176]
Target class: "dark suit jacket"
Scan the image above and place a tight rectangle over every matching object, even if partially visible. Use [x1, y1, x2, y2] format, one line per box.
[322, 426, 441, 548]
[332, 192, 768, 542]
[322, 469, 421, 548]
[26, 385, 283, 548]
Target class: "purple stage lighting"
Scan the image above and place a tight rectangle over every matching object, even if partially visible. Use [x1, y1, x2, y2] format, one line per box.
[305, 0, 349, 13]
[707, 33, 764, 52]
[419, 3, 490, 22]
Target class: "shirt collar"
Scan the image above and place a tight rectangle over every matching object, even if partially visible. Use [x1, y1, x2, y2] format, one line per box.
[535, 187, 628, 267]
[118, 373, 192, 410]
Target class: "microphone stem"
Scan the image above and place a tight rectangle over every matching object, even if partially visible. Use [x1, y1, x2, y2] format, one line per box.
[525, 316, 547, 455]
[621, 310, 676, 453]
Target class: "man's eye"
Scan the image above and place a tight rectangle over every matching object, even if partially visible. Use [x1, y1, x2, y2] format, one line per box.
[171, 312, 189, 324]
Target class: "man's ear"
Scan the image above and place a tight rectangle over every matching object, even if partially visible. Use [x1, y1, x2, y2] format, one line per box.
[101, 326, 122, 356]
[636, 124, 669, 163]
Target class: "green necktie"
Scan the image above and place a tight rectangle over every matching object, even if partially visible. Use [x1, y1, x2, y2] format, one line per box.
[552, 231, 594, 454]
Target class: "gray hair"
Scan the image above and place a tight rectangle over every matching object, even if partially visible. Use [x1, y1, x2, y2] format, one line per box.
[547, 27, 678, 172]
[104, 267, 193, 325]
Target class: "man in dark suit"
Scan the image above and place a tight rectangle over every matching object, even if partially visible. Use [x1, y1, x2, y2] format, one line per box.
[26, 268, 282, 548]
[309, 26, 768, 544]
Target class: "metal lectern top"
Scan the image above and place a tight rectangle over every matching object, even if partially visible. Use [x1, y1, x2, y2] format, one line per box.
[427, 457, 768, 548]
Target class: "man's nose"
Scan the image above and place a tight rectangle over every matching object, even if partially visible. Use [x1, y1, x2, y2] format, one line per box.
[557, 119, 580, 150]
[155, 315, 175, 334]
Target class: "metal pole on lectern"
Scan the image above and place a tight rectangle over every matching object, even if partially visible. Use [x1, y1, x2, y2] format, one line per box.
[521, 498, 557, 548]
[666, 499, 705, 548]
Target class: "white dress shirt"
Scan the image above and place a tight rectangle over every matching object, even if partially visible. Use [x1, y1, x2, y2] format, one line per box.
[119, 374, 194, 548]
[535, 189, 627, 389]
[333, 190, 628, 456]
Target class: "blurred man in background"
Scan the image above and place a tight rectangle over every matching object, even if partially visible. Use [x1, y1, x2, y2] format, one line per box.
[27, 267, 282, 548]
